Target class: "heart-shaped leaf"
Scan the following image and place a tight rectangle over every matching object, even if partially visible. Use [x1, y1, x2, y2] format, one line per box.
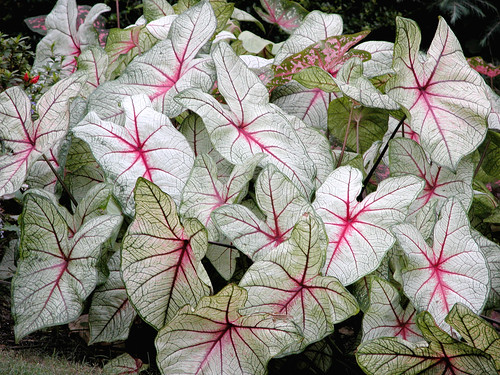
[0, 74, 84, 196]
[143, 0, 175, 22]
[272, 83, 339, 130]
[333, 57, 400, 110]
[254, 0, 308, 33]
[12, 193, 122, 341]
[121, 178, 211, 330]
[32, 0, 110, 75]
[362, 277, 422, 342]
[446, 303, 500, 371]
[386, 17, 490, 169]
[213, 164, 311, 261]
[155, 283, 301, 375]
[176, 42, 316, 197]
[74, 94, 194, 215]
[393, 198, 490, 331]
[312, 166, 423, 285]
[274, 11, 343, 65]
[271, 31, 370, 88]
[88, 250, 136, 344]
[357, 310, 497, 374]
[180, 153, 264, 241]
[103, 353, 147, 375]
[389, 138, 474, 218]
[240, 213, 359, 352]
[88, 1, 216, 122]
[179, 113, 233, 181]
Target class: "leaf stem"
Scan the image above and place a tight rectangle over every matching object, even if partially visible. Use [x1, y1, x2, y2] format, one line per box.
[42, 154, 78, 208]
[207, 240, 238, 250]
[356, 114, 407, 202]
[336, 102, 354, 168]
[473, 138, 490, 178]
[115, 0, 120, 29]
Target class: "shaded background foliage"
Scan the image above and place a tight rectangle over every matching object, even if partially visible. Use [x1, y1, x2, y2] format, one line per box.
[1, 0, 499, 62]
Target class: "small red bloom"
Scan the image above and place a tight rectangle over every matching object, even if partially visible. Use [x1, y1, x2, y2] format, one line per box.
[23, 72, 30, 82]
[29, 75, 40, 84]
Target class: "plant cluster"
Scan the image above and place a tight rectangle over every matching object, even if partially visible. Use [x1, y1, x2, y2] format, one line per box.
[1, 0, 500, 374]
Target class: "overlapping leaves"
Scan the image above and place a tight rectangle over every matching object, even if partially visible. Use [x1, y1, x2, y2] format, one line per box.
[240, 213, 359, 352]
[155, 284, 300, 375]
[12, 188, 121, 340]
[121, 178, 211, 330]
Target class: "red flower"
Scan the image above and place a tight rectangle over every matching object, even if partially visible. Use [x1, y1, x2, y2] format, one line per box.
[29, 75, 40, 84]
[23, 72, 30, 82]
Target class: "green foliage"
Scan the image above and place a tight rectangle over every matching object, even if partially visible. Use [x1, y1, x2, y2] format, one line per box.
[0, 33, 34, 92]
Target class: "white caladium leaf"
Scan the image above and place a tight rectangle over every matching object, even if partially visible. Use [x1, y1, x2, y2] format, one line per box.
[471, 230, 500, 309]
[240, 213, 359, 352]
[155, 284, 301, 375]
[179, 113, 233, 181]
[88, 1, 216, 122]
[274, 11, 343, 64]
[146, 15, 177, 40]
[272, 82, 339, 130]
[205, 242, 239, 281]
[63, 137, 105, 202]
[176, 42, 316, 197]
[254, 0, 308, 34]
[355, 41, 394, 77]
[103, 353, 147, 375]
[104, 25, 158, 79]
[76, 46, 109, 97]
[74, 94, 194, 215]
[33, 0, 110, 75]
[362, 277, 423, 343]
[446, 303, 500, 371]
[143, 0, 175, 22]
[312, 166, 423, 285]
[89, 251, 136, 344]
[213, 164, 311, 261]
[12, 194, 122, 341]
[389, 138, 474, 218]
[121, 178, 211, 330]
[386, 17, 490, 169]
[393, 198, 490, 331]
[333, 57, 400, 110]
[0, 74, 84, 196]
[357, 311, 497, 374]
[180, 153, 264, 241]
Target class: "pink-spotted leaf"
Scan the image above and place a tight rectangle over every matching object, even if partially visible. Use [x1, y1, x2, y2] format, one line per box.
[270, 31, 370, 88]
[274, 11, 343, 65]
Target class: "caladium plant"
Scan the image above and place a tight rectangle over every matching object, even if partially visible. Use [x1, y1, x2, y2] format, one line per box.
[1, 1, 500, 374]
